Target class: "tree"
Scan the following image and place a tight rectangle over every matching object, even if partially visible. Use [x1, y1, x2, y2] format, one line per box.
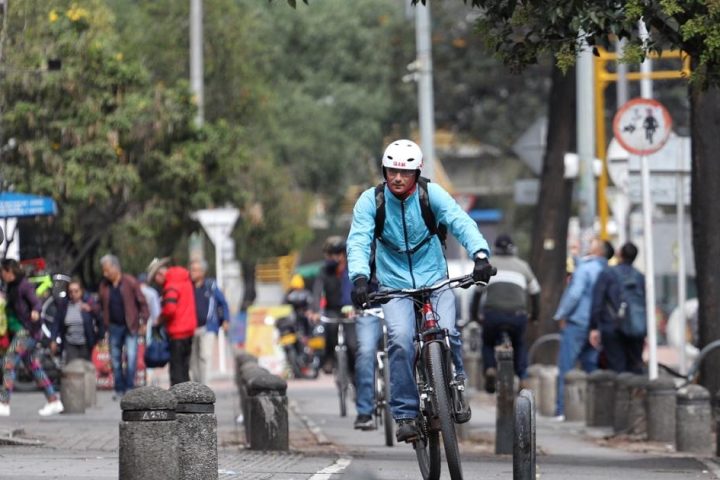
[453, 0, 720, 394]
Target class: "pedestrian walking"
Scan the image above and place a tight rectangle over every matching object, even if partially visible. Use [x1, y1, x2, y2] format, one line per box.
[552, 238, 608, 419]
[589, 242, 646, 374]
[147, 257, 197, 386]
[99, 254, 149, 401]
[51, 279, 104, 363]
[137, 273, 161, 385]
[189, 259, 230, 384]
[0, 258, 63, 416]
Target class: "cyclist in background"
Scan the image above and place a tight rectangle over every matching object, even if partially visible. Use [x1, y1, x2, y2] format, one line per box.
[311, 237, 357, 375]
[347, 139, 494, 442]
[473, 234, 540, 393]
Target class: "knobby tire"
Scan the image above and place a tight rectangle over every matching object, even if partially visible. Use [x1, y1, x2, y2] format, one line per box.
[427, 341, 463, 480]
[336, 349, 349, 417]
[415, 357, 441, 480]
[380, 362, 394, 447]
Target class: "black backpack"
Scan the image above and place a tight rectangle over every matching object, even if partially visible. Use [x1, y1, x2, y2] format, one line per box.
[373, 176, 447, 253]
[607, 266, 647, 338]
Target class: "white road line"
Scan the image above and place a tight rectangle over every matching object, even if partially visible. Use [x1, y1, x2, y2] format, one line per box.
[309, 457, 352, 480]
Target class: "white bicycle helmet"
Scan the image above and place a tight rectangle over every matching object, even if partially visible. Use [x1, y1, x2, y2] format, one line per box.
[381, 139, 423, 170]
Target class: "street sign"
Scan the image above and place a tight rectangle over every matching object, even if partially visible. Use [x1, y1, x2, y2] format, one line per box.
[627, 134, 690, 173]
[612, 98, 672, 156]
[0, 192, 57, 218]
[191, 208, 239, 248]
[512, 116, 547, 175]
[627, 174, 690, 206]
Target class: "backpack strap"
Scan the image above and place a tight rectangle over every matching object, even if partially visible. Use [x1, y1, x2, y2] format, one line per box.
[373, 179, 447, 249]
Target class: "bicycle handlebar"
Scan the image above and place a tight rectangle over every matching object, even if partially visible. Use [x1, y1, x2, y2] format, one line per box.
[366, 272, 493, 306]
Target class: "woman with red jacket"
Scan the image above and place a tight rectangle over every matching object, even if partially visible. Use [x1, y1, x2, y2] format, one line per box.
[147, 258, 197, 385]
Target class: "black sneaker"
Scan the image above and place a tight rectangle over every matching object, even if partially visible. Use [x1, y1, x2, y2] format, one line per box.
[484, 367, 497, 394]
[453, 377, 472, 424]
[395, 419, 419, 443]
[354, 414, 374, 430]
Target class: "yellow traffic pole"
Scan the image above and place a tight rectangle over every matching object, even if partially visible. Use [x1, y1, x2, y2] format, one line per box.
[594, 52, 610, 240]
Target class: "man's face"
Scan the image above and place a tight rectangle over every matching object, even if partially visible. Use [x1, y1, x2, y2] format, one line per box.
[101, 262, 119, 281]
[385, 168, 417, 196]
[189, 263, 204, 283]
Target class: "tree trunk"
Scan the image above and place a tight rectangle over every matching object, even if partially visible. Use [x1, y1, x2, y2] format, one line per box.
[527, 66, 576, 359]
[690, 82, 720, 397]
[240, 259, 257, 311]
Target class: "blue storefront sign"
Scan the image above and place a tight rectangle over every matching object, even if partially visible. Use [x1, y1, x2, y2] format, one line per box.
[0, 192, 58, 218]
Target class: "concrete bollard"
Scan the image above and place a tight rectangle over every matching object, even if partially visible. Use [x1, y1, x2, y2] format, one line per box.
[234, 352, 257, 389]
[586, 370, 616, 427]
[513, 389, 536, 480]
[524, 365, 543, 397]
[538, 366, 558, 417]
[246, 374, 289, 451]
[240, 364, 270, 444]
[60, 359, 86, 414]
[646, 377, 676, 443]
[613, 372, 634, 434]
[563, 369, 587, 422]
[627, 375, 649, 436]
[83, 360, 97, 408]
[170, 382, 218, 480]
[676, 385, 712, 454]
[119, 386, 179, 480]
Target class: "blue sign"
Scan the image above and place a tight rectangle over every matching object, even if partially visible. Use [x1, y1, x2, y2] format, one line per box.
[0, 192, 58, 218]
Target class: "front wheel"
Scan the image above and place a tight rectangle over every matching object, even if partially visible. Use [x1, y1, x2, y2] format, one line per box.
[414, 419, 441, 479]
[427, 341, 463, 480]
[335, 348, 349, 417]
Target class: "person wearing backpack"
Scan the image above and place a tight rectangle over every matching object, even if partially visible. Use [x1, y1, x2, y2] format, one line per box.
[346, 139, 494, 443]
[589, 242, 646, 374]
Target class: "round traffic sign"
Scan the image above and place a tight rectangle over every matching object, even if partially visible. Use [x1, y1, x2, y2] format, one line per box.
[612, 98, 672, 156]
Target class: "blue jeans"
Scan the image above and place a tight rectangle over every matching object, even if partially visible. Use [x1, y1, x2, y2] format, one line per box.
[382, 285, 464, 420]
[355, 314, 383, 417]
[109, 323, 138, 394]
[556, 322, 598, 415]
[481, 309, 529, 379]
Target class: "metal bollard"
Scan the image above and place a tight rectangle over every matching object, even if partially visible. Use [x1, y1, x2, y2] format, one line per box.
[83, 360, 97, 408]
[613, 372, 634, 434]
[513, 389, 536, 480]
[538, 366, 558, 417]
[247, 374, 289, 451]
[563, 369, 587, 422]
[627, 375, 649, 436]
[586, 370, 616, 427]
[170, 382, 218, 480]
[676, 385, 712, 454]
[119, 386, 179, 480]
[495, 348, 514, 454]
[646, 377, 676, 443]
[462, 322, 482, 390]
[60, 359, 86, 414]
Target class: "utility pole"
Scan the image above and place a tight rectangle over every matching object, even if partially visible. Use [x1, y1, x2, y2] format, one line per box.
[414, 0, 435, 180]
[576, 34, 596, 248]
[190, 0, 204, 126]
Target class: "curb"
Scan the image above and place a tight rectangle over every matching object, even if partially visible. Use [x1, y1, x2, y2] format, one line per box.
[289, 399, 332, 446]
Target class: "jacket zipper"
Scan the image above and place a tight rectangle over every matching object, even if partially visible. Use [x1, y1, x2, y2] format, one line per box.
[400, 199, 416, 288]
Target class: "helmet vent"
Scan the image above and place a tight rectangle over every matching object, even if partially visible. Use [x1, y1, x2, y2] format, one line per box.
[387, 156, 393, 160]
[408, 158, 415, 162]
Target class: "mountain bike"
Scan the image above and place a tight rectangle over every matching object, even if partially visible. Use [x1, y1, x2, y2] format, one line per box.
[369, 274, 491, 480]
[320, 312, 355, 417]
[361, 306, 393, 447]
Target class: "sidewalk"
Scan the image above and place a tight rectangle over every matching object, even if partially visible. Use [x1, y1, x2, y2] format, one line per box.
[0, 372, 336, 480]
[461, 387, 720, 479]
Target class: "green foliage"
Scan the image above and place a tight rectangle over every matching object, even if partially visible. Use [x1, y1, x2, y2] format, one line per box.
[463, 0, 720, 88]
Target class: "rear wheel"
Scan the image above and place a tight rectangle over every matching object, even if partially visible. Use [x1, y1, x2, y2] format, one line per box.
[427, 341, 463, 480]
[335, 349, 349, 417]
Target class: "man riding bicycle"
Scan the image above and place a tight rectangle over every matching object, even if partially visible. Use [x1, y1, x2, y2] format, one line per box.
[347, 139, 494, 443]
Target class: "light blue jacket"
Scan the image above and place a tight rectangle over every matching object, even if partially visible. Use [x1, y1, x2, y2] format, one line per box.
[553, 255, 607, 328]
[347, 182, 490, 289]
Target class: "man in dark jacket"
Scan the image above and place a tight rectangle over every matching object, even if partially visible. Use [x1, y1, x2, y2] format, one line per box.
[99, 254, 149, 400]
[148, 257, 197, 385]
[589, 242, 646, 374]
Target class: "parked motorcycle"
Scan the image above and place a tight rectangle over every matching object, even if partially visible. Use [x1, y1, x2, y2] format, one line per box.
[276, 312, 321, 379]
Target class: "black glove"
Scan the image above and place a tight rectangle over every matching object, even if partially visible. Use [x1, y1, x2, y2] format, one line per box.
[472, 256, 496, 284]
[351, 277, 369, 309]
